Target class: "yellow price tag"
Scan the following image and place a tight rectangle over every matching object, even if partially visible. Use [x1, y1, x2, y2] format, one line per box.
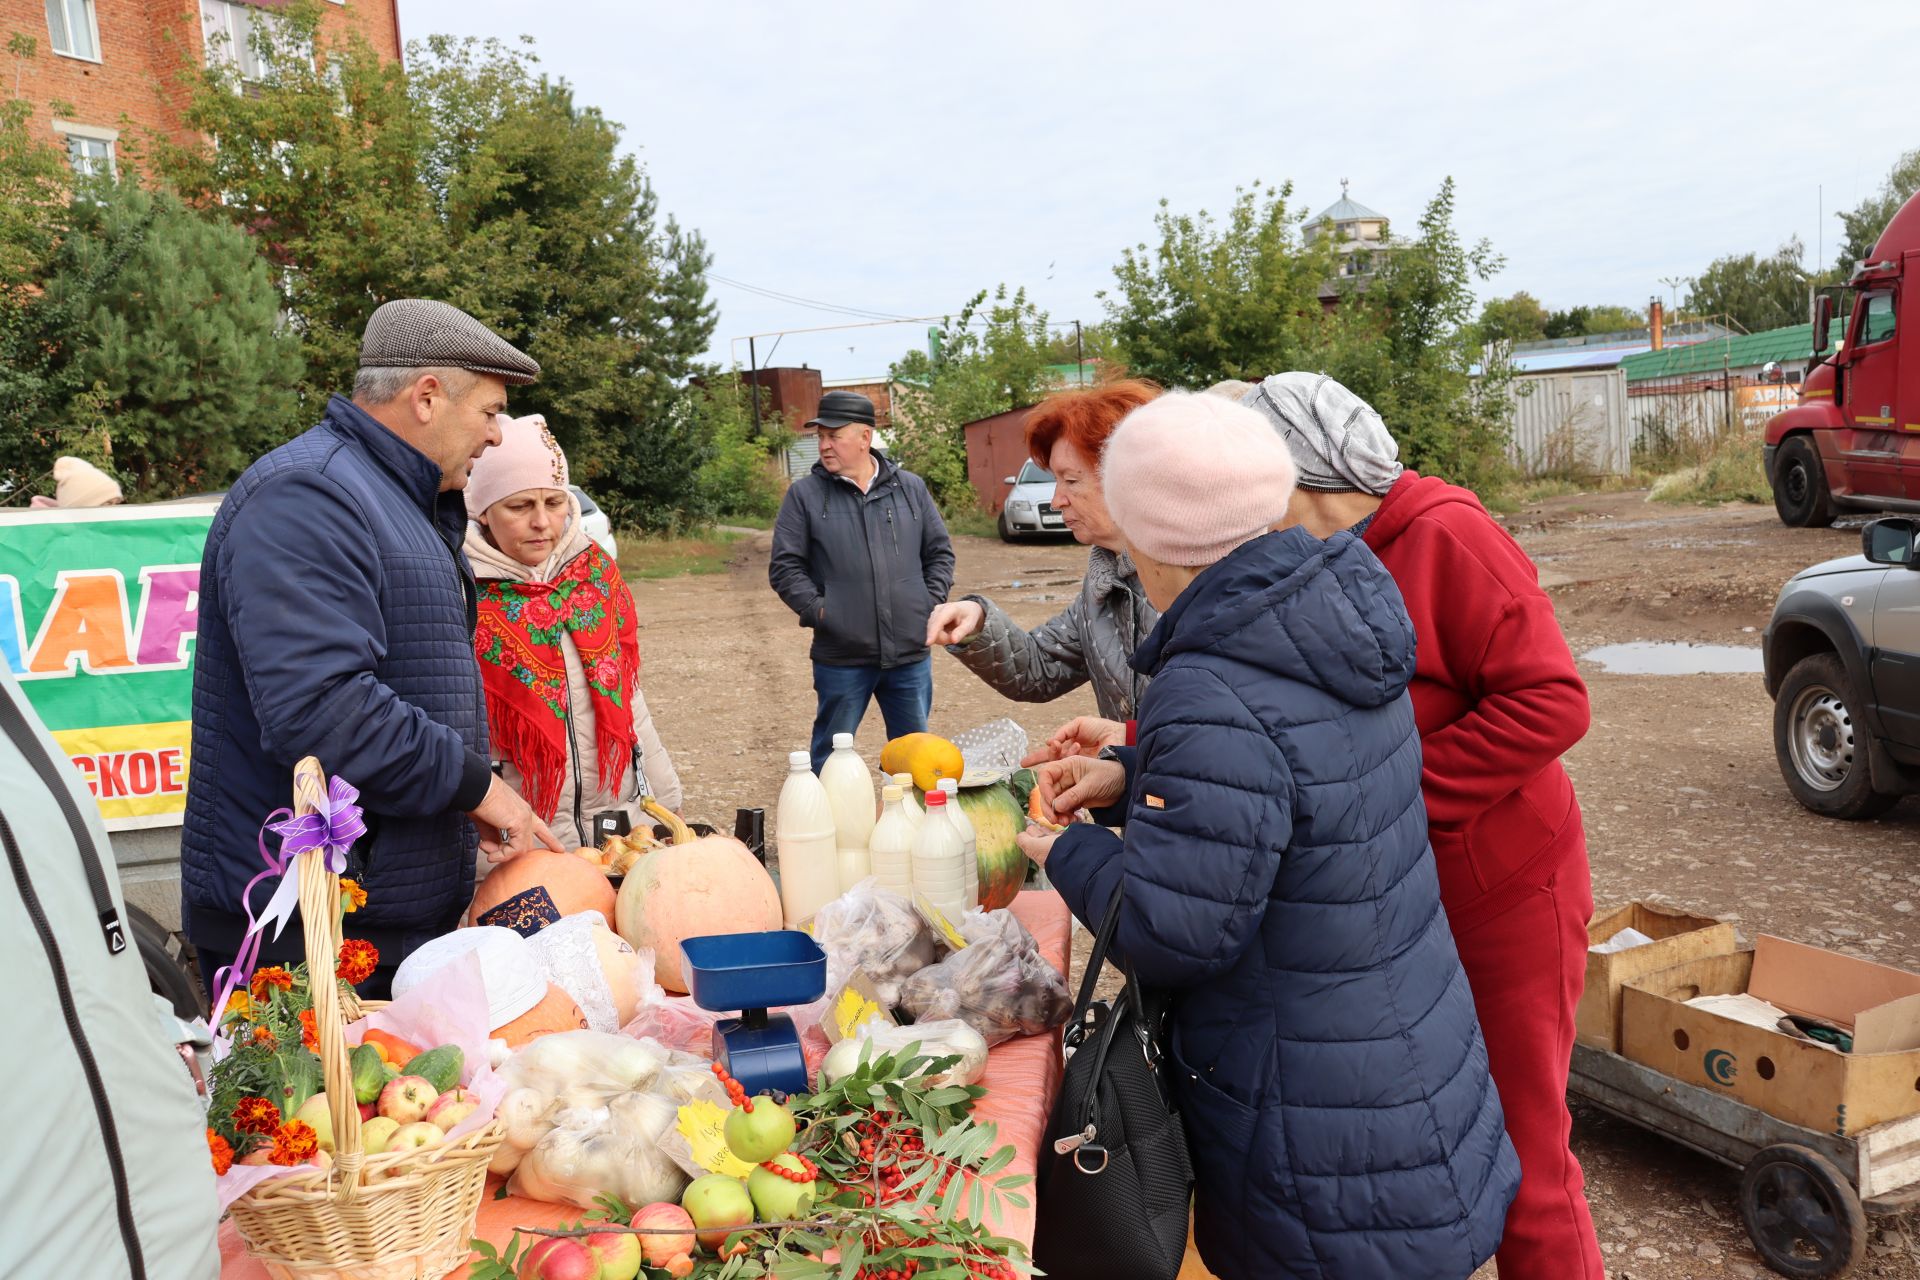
[916, 894, 970, 951]
[833, 986, 884, 1040]
[676, 1099, 755, 1179]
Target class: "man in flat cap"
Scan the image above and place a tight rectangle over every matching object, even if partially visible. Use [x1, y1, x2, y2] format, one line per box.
[770, 390, 955, 771]
[183, 300, 564, 999]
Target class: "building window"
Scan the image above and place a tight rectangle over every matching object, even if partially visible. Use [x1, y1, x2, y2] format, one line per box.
[201, 0, 311, 81]
[53, 121, 117, 178]
[44, 0, 100, 61]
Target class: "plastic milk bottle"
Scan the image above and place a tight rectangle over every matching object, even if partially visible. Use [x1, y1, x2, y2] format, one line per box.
[912, 789, 969, 921]
[775, 750, 840, 925]
[936, 778, 979, 910]
[820, 733, 875, 892]
[868, 784, 917, 898]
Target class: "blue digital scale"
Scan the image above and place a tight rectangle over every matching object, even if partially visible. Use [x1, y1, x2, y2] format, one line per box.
[679, 931, 828, 1097]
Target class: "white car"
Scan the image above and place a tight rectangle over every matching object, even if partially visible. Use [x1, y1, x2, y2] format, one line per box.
[571, 486, 617, 561]
[998, 461, 1067, 541]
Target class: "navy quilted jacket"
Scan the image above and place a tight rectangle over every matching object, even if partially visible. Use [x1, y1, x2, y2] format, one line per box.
[180, 397, 493, 962]
[1047, 527, 1519, 1280]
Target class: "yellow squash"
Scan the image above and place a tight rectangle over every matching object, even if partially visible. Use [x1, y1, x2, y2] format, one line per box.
[879, 732, 965, 792]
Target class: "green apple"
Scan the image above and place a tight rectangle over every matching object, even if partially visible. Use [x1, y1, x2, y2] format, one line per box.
[292, 1092, 334, 1152]
[360, 1116, 401, 1154]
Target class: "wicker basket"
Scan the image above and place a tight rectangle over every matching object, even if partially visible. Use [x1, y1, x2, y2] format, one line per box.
[227, 758, 506, 1280]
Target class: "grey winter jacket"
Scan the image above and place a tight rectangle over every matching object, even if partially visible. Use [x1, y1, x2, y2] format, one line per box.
[769, 453, 956, 669]
[947, 546, 1156, 721]
[2, 669, 219, 1278]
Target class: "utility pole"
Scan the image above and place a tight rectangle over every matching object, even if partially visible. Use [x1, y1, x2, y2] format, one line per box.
[1074, 319, 1084, 382]
[747, 336, 762, 437]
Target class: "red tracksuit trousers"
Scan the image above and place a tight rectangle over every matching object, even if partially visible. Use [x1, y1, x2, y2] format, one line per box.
[1450, 856, 1606, 1280]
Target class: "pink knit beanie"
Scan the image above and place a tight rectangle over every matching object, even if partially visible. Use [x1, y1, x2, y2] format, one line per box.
[1100, 392, 1298, 567]
[465, 414, 568, 518]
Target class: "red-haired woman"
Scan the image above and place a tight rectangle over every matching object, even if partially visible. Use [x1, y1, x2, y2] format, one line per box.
[926, 380, 1160, 747]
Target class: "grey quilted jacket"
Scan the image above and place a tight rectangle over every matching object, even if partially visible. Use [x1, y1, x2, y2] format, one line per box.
[946, 546, 1157, 721]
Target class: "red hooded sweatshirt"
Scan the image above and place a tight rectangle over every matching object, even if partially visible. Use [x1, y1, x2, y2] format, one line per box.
[1363, 471, 1591, 925]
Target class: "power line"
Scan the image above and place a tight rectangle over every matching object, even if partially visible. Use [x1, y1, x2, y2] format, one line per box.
[703, 272, 914, 323]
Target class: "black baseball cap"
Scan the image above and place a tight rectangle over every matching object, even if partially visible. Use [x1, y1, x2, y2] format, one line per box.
[806, 390, 876, 430]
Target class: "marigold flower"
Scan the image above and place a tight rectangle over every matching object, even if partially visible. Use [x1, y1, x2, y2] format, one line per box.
[251, 1025, 277, 1048]
[268, 1120, 318, 1166]
[339, 878, 366, 913]
[299, 1008, 320, 1052]
[336, 938, 380, 986]
[221, 990, 254, 1022]
[232, 1096, 282, 1135]
[207, 1128, 234, 1177]
[250, 966, 294, 999]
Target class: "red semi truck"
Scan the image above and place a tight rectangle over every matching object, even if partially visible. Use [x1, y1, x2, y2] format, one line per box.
[1767, 190, 1920, 526]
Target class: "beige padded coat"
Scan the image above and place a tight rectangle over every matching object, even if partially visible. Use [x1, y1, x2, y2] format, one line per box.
[466, 501, 682, 852]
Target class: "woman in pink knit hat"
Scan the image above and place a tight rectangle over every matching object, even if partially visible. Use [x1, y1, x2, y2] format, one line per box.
[1018, 393, 1518, 1279]
[463, 414, 682, 860]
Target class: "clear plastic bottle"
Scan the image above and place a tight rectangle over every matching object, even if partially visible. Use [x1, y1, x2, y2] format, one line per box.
[868, 784, 917, 898]
[775, 750, 841, 926]
[820, 732, 875, 891]
[912, 789, 969, 921]
[891, 773, 926, 829]
[937, 778, 979, 910]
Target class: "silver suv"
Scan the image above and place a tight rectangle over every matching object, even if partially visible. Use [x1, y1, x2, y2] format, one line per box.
[1765, 517, 1920, 818]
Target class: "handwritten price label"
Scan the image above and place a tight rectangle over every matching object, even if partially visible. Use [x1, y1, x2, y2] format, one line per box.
[675, 1099, 755, 1178]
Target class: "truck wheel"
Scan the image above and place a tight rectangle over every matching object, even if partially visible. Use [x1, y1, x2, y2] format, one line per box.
[1773, 653, 1898, 820]
[1773, 436, 1835, 528]
[1740, 1143, 1865, 1278]
[130, 906, 206, 1021]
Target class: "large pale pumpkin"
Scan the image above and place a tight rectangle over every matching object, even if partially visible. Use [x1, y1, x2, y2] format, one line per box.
[616, 835, 781, 993]
[495, 983, 588, 1047]
[469, 851, 615, 936]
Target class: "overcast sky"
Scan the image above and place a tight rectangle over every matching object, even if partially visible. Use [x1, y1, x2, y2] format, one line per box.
[403, 0, 1920, 381]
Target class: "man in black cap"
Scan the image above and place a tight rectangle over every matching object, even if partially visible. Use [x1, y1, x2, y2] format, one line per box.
[770, 390, 955, 770]
[182, 299, 565, 1000]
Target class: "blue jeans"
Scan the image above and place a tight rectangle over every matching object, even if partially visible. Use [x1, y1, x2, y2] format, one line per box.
[810, 657, 933, 771]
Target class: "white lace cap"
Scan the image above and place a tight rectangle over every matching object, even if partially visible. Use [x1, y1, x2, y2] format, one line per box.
[393, 926, 546, 1030]
[527, 911, 621, 1033]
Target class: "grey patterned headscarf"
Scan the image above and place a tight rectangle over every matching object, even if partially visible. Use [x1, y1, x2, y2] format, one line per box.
[1242, 372, 1404, 496]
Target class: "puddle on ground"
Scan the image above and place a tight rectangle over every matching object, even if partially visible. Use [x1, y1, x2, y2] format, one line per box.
[1581, 642, 1764, 675]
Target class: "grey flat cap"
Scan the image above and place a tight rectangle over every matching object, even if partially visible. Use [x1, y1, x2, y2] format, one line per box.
[359, 299, 540, 386]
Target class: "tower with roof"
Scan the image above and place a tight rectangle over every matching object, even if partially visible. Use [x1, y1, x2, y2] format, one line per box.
[1304, 180, 1401, 280]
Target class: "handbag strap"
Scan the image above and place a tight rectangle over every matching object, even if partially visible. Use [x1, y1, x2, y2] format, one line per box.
[1069, 876, 1128, 1025]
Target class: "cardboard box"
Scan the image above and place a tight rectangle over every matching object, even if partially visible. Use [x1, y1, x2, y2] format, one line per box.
[1620, 936, 1920, 1136]
[1576, 901, 1737, 1052]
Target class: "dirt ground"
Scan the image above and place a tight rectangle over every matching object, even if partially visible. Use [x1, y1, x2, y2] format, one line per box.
[632, 491, 1920, 1280]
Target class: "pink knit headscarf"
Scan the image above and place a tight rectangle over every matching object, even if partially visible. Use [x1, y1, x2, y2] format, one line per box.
[465, 414, 568, 518]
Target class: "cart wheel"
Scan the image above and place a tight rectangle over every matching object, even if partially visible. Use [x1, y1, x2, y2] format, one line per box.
[1740, 1143, 1866, 1278]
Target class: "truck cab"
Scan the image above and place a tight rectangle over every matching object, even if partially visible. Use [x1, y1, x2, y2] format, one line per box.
[1766, 189, 1920, 527]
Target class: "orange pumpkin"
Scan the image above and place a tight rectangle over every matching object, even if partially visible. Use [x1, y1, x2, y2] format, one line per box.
[615, 834, 781, 993]
[494, 983, 588, 1047]
[468, 851, 615, 935]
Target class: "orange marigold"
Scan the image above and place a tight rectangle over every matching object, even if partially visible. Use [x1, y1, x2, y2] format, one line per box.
[251, 1025, 276, 1048]
[221, 990, 253, 1022]
[299, 1008, 319, 1052]
[339, 878, 367, 913]
[268, 1120, 318, 1166]
[207, 1128, 234, 1176]
[250, 966, 294, 999]
[336, 939, 379, 986]
[232, 1096, 282, 1135]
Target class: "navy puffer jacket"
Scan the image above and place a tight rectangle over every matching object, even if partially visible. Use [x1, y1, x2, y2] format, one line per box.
[1047, 527, 1519, 1280]
[181, 397, 494, 964]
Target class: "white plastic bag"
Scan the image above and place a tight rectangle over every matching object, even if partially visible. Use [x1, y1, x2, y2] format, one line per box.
[818, 1018, 989, 1089]
[813, 878, 944, 1008]
[507, 1092, 688, 1209]
[899, 909, 1071, 1045]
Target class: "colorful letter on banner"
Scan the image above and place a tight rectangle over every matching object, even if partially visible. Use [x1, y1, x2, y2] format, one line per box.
[0, 504, 218, 830]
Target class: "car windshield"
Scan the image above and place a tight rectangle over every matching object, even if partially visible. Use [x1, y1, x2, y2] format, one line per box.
[1017, 461, 1054, 485]
[570, 486, 599, 516]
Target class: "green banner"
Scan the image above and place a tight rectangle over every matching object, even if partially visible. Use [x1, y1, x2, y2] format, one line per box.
[0, 503, 217, 829]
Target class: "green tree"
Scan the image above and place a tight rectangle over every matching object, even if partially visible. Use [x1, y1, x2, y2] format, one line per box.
[690, 372, 791, 521]
[38, 181, 306, 496]
[1686, 240, 1812, 333]
[150, 11, 717, 527]
[1837, 148, 1920, 271]
[1101, 181, 1336, 387]
[1477, 291, 1549, 344]
[888, 285, 1053, 510]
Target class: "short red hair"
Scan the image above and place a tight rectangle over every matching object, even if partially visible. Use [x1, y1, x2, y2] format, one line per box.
[1025, 379, 1162, 470]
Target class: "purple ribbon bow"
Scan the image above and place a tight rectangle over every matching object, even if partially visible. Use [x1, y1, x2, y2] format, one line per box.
[211, 776, 366, 1053]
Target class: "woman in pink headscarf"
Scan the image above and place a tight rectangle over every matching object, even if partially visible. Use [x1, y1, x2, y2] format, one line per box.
[463, 415, 682, 855]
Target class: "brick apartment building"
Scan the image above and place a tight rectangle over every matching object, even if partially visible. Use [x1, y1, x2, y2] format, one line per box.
[5, 0, 401, 177]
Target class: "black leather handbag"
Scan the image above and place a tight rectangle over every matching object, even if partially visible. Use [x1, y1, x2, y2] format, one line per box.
[1031, 880, 1193, 1279]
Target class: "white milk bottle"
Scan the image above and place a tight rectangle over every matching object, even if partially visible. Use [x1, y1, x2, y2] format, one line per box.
[912, 789, 969, 921]
[937, 778, 980, 910]
[891, 773, 926, 829]
[775, 750, 841, 925]
[868, 784, 917, 898]
[820, 733, 876, 891]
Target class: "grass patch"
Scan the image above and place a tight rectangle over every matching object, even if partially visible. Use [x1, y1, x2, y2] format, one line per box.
[1647, 431, 1769, 505]
[944, 508, 1001, 540]
[715, 512, 777, 530]
[615, 528, 748, 579]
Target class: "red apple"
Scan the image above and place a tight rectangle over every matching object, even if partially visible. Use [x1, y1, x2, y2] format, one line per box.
[357, 1101, 377, 1123]
[680, 1174, 753, 1254]
[517, 1236, 597, 1280]
[378, 1075, 438, 1124]
[630, 1203, 696, 1277]
[424, 1087, 478, 1132]
[585, 1230, 642, 1280]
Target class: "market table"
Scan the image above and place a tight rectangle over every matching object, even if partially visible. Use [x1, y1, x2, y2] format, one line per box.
[219, 890, 1072, 1278]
